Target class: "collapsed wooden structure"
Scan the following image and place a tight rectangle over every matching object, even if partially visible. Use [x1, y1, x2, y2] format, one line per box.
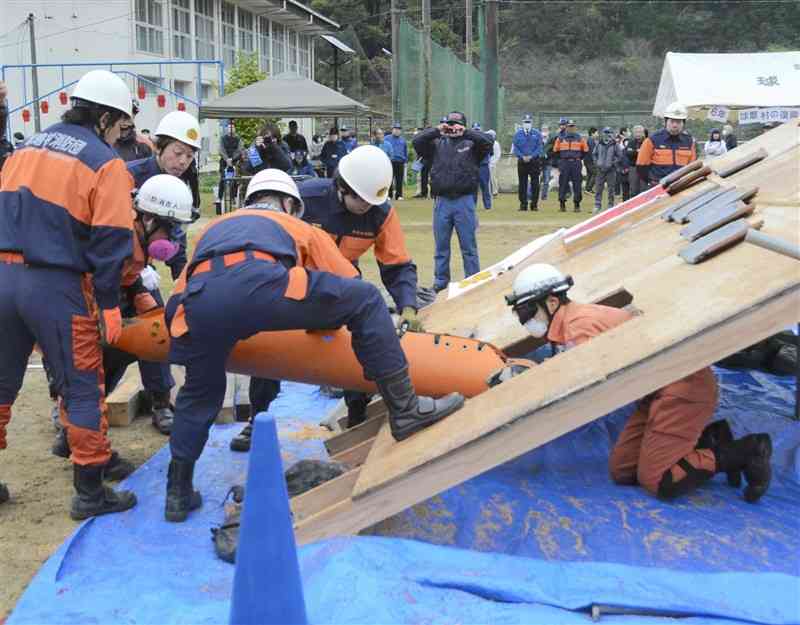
[291, 120, 800, 545]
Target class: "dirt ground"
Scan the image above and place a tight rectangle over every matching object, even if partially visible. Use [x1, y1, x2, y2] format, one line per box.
[0, 361, 166, 620]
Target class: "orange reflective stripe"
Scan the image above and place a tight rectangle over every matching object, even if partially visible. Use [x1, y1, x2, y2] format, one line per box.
[71, 314, 102, 371]
[284, 266, 309, 300]
[0, 252, 23, 264]
[170, 303, 189, 338]
[636, 138, 654, 165]
[191, 250, 277, 276]
[651, 148, 677, 166]
[375, 207, 412, 266]
[675, 147, 694, 166]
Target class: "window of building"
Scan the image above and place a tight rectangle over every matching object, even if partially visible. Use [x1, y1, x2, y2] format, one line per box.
[221, 1, 237, 69]
[174, 80, 191, 96]
[272, 22, 286, 74]
[239, 8, 255, 55]
[200, 83, 213, 101]
[288, 30, 298, 74]
[172, 0, 192, 59]
[138, 75, 163, 96]
[135, 0, 165, 55]
[298, 34, 311, 78]
[195, 0, 215, 59]
[258, 17, 272, 74]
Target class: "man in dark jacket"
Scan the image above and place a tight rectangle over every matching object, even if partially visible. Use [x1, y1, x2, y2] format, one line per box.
[592, 127, 622, 213]
[413, 111, 493, 292]
[624, 125, 647, 197]
[216, 122, 244, 213]
[722, 124, 737, 151]
[584, 127, 598, 193]
[320, 128, 348, 177]
[284, 120, 309, 153]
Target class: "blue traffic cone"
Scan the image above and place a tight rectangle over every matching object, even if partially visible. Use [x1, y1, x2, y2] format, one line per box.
[230, 413, 308, 625]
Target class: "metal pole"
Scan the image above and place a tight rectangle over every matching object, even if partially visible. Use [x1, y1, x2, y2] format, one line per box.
[333, 47, 339, 129]
[465, 0, 472, 120]
[422, 0, 431, 127]
[27, 13, 41, 133]
[391, 0, 401, 124]
[483, 0, 499, 131]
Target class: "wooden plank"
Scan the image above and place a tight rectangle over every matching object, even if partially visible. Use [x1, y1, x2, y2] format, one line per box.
[324, 411, 387, 456]
[290, 468, 360, 524]
[106, 364, 142, 427]
[351, 215, 800, 498]
[296, 286, 798, 543]
[678, 218, 762, 264]
[680, 201, 755, 241]
[335, 397, 387, 432]
[330, 437, 377, 468]
[714, 147, 768, 178]
[662, 185, 727, 222]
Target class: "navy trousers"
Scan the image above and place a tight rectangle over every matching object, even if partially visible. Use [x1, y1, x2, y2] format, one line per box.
[558, 159, 583, 204]
[166, 257, 406, 462]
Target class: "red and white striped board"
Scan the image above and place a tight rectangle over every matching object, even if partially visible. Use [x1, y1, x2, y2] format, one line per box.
[563, 184, 668, 247]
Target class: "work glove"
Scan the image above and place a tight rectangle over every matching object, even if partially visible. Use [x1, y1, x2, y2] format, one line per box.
[487, 362, 533, 388]
[395, 307, 424, 336]
[99, 307, 123, 346]
[140, 265, 161, 292]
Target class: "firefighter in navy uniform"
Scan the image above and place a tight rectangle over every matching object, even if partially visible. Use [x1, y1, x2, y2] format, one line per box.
[0, 70, 138, 519]
[232, 145, 424, 452]
[553, 120, 589, 212]
[636, 102, 696, 187]
[163, 168, 464, 521]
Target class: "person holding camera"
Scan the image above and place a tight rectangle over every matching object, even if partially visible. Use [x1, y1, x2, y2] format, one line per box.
[413, 111, 493, 292]
[244, 123, 292, 177]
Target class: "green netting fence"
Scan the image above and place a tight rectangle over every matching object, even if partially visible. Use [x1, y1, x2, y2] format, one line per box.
[397, 18, 504, 132]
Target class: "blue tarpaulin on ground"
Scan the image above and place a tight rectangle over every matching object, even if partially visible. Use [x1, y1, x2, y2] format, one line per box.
[8, 370, 800, 625]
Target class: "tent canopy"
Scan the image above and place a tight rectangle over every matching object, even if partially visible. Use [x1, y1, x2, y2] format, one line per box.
[199, 72, 384, 119]
[652, 51, 800, 117]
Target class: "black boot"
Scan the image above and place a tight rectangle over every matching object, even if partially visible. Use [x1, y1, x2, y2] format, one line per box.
[103, 451, 136, 481]
[52, 426, 70, 458]
[165, 458, 202, 522]
[715, 434, 772, 503]
[345, 393, 370, 429]
[698, 420, 741, 487]
[376, 368, 464, 442]
[230, 418, 253, 452]
[518, 203, 528, 212]
[559, 200, 566, 212]
[531, 203, 539, 211]
[151, 391, 174, 435]
[0, 481, 9, 504]
[574, 202, 581, 212]
[70, 464, 137, 521]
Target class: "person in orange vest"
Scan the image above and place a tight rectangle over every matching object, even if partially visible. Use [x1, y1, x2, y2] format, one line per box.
[553, 120, 589, 212]
[497, 263, 773, 503]
[0, 70, 138, 518]
[636, 101, 696, 187]
[162, 169, 464, 522]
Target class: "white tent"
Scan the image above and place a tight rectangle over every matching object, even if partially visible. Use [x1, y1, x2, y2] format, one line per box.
[652, 51, 800, 117]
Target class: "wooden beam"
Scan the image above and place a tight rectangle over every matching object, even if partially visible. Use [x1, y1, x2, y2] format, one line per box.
[324, 411, 387, 456]
[290, 468, 360, 524]
[295, 285, 799, 543]
[330, 436, 376, 468]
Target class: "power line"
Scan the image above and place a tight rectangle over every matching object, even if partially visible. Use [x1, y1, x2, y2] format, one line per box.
[0, 12, 132, 50]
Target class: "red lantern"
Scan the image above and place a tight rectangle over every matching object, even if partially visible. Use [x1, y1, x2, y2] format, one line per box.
[138, 85, 146, 100]
[157, 94, 166, 108]
[176, 101, 186, 112]
[22, 109, 31, 123]
[58, 91, 68, 105]
[40, 100, 49, 114]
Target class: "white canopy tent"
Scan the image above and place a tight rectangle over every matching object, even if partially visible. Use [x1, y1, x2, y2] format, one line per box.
[652, 51, 800, 117]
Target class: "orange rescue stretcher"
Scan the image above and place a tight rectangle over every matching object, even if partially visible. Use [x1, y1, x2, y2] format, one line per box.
[115, 308, 528, 398]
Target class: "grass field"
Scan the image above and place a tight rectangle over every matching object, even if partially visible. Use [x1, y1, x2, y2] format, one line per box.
[174, 190, 586, 294]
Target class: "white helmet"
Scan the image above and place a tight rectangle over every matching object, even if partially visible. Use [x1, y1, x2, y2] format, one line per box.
[337, 144, 393, 206]
[155, 111, 202, 149]
[135, 174, 194, 223]
[71, 70, 133, 117]
[506, 264, 573, 307]
[245, 168, 305, 217]
[664, 101, 688, 121]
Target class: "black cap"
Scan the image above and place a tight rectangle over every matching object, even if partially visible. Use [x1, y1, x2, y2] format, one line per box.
[446, 111, 468, 126]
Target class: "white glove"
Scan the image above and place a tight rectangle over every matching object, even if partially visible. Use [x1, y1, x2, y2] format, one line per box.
[140, 266, 161, 292]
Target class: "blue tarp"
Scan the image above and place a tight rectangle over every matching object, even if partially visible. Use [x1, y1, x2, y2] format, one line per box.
[9, 370, 800, 625]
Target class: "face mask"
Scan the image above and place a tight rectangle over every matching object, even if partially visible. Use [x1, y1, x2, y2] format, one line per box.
[148, 239, 179, 262]
[523, 122, 532, 130]
[524, 318, 549, 338]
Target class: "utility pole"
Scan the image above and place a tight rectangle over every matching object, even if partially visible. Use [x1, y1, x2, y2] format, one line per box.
[27, 13, 41, 132]
[465, 0, 472, 120]
[483, 0, 499, 131]
[422, 0, 431, 127]
[391, 0, 401, 124]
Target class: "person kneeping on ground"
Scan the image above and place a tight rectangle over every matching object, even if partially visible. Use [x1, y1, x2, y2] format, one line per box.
[499, 264, 772, 503]
[0, 70, 138, 519]
[163, 169, 464, 522]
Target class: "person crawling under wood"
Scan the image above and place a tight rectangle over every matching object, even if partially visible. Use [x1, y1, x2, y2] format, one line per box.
[493, 263, 773, 503]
